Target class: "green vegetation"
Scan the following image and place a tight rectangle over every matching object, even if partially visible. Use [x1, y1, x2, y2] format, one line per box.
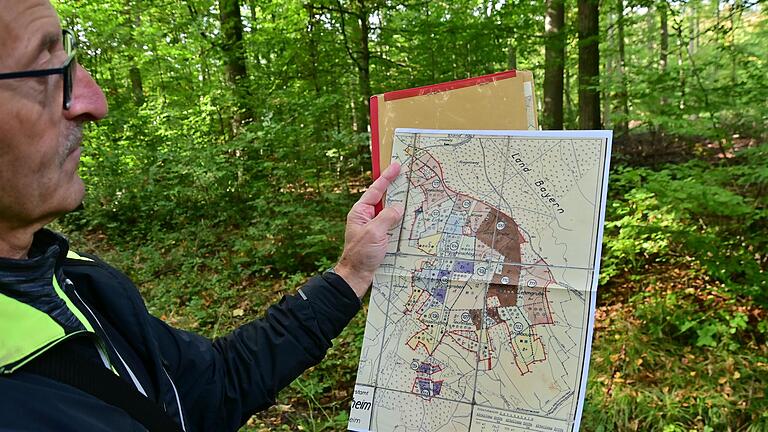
[54, 0, 766, 430]
[585, 147, 768, 431]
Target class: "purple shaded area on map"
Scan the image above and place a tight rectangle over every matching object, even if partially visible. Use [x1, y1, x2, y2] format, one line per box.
[452, 260, 474, 273]
[432, 286, 447, 303]
[418, 379, 431, 393]
[416, 379, 443, 397]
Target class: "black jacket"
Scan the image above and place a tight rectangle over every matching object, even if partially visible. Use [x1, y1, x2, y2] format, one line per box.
[0, 229, 361, 431]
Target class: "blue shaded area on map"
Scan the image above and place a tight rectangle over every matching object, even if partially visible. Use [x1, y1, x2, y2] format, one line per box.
[452, 260, 474, 273]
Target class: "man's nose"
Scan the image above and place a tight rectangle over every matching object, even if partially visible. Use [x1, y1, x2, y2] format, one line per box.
[63, 64, 108, 121]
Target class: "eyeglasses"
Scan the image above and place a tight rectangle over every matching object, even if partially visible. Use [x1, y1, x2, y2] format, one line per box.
[0, 29, 77, 110]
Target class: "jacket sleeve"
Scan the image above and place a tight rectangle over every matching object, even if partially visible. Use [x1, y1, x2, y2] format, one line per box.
[148, 272, 361, 432]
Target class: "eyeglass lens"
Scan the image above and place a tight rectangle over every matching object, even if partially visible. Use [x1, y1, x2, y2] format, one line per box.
[63, 31, 76, 110]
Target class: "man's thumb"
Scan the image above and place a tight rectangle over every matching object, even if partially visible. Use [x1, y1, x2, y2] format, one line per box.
[372, 203, 405, 230]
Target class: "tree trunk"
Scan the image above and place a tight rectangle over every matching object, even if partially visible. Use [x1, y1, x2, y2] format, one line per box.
[715, 0, 720, 23]
[248, 0, 258, 24]
[578, 0, 601, 129]
[676, 24, 686, 110]
[126, 2, 145, 107]
[659, 1, 669, 111]
[646, 6, 655, 56]
[129, 66, 145, 107]
[543, 0, 565, 129]
[305, 4, 323, 153]
[427, 4, 436, 81]
[305, 4, 322, 95]
[688, 4, 697, 56]
[507, 40, 517, 70]
[602, 10, 613, 129]
[730, 1, 741, 88]
[334, 0, 373, 136]
[615, 0, 629, 137]
[660, 2, 668, 71]
[693, 3, 700, 53]
[354, 0, 372, 135]
[219, 0, 250, 132]
[565, 66, 573, 127]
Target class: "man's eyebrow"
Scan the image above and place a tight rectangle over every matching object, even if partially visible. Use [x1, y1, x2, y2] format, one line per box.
[26, 31, 62, 67]
[37, 32, 62, 54]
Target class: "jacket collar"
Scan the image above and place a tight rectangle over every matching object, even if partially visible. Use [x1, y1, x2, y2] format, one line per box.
[0, 229, 89, 372]
[0, 229, 83, 332]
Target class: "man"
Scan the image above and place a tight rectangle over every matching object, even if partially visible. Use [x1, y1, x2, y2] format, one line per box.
[0, 1, 403, 431]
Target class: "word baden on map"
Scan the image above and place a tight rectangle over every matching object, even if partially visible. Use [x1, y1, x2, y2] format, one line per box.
[350, 129, 612, 432]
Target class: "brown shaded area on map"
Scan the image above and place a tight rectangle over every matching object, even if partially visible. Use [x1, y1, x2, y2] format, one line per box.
[487, 284, 518, 309]
[520, 287, 555, 325]
[485, 306, 502, 324]
[476, 208, 523, 308]
[469, 309, 483, 330]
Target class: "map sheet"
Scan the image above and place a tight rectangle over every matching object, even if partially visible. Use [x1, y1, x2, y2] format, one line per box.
[349, 129, 612, 432]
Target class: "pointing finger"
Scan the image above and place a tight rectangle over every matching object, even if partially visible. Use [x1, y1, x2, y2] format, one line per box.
[358, 162, 401, 207]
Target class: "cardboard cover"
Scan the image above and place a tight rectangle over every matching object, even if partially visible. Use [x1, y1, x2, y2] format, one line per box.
[370, 70, 538, 181]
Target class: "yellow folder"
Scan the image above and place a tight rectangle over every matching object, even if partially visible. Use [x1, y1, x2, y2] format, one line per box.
[371, 70, 539, 181]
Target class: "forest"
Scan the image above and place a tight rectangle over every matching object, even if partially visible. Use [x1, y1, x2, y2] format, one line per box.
[53, 0, 766, 430]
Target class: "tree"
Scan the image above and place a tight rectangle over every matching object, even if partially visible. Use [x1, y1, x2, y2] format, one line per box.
[543, 0, 565, 130]
[219, 0, 251, 132]
[578, 0, 601, 129]
[310, 0, 375, 137]
[125, 2, 145, 107]
[660, 1, 669, 71]
[614, 0, 629, 137]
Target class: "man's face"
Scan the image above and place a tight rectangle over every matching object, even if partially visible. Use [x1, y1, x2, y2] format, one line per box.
[0, 0, 108, 231]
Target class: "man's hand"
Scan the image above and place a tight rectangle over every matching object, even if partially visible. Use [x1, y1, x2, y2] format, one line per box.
[334, 162, 405, 298]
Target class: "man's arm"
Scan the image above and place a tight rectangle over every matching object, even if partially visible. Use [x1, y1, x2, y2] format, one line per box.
[151, 164, 404, 432]
[149, 272, 359, 431]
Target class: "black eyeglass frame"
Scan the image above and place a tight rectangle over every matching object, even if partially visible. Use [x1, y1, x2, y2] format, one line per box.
[0, 29, 77, 110]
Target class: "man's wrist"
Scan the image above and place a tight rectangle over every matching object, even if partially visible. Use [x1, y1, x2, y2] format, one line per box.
[331, 262, 373, 299]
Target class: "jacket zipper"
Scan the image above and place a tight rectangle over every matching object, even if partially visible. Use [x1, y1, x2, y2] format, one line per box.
[162, 364, 188, 431]
[66, 279, 187, 431]
[66, 279, 148, 397]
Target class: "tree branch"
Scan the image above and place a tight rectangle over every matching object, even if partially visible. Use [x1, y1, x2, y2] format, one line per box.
[334, 0, 365, 71]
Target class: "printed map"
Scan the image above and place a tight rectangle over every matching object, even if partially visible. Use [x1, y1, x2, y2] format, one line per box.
[349, 129, 612, 432]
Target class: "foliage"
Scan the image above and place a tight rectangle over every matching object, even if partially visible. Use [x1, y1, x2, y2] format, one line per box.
[602, 147, 768, 307]
[584, 300, 768, 432]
